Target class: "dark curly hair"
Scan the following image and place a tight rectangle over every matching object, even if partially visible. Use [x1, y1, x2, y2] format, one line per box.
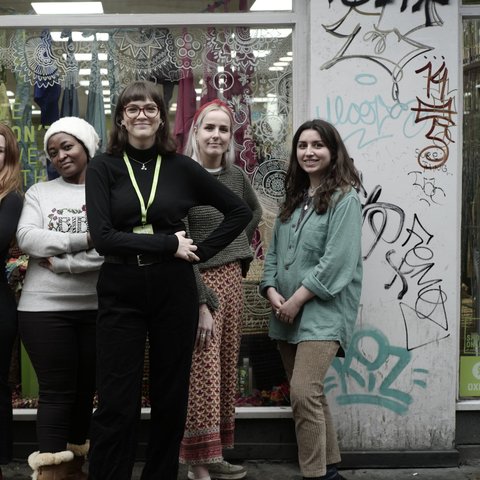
[279, 119, 361, 222]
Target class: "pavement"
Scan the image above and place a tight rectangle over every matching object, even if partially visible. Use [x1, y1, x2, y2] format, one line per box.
[2, 460, 480, 480]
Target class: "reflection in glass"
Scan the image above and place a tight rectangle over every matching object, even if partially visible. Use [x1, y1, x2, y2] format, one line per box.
[0, 25, 293, 405]
[461, 18, 480, 397]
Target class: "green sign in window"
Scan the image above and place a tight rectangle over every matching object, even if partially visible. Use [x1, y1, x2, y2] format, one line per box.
[460, 356, 480, 397]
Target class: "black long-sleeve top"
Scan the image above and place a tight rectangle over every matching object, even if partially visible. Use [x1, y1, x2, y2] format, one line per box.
[85, 144, 252, 261]
[0, 191, 23, 283]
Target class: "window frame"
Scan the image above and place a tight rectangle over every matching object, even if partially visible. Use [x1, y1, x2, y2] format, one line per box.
[3, 0, 308, 418]
[458, 3, 480, 410]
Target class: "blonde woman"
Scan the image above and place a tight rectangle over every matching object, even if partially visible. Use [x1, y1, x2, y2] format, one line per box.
[180, 99, 262, 480]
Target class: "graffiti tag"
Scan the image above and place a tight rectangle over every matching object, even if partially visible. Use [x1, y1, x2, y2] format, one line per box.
[325, 328, 428, 415]
[411, 56, 457, 169]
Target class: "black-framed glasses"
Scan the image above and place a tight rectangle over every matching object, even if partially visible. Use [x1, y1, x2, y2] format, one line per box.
[124, 104, 160, 119]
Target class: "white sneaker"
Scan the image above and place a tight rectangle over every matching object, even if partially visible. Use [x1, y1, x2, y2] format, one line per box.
[187, 468, 211, 480]
[207, 460, 247, 480]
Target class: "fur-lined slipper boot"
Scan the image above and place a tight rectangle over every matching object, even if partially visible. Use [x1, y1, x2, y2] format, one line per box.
[28, 450, 74, 480]
[66, 441, 89, 458]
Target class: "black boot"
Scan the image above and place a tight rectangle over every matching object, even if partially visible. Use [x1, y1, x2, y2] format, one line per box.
[303, 464, 347, 480]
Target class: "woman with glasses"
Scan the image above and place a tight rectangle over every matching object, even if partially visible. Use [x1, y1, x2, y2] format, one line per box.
[85, 80, 252, 480]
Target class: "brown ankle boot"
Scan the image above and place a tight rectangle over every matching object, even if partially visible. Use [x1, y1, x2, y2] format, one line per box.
[28, 450, 75, 480]
[65, 455, 87, 480]
[37, 462, 74, 480]
[66, 441, 89, 480]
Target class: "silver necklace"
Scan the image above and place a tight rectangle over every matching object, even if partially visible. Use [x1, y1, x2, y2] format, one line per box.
[308, 184, 322, 197]
[303, 195, 312, 211]
[128, 156, 154, 171]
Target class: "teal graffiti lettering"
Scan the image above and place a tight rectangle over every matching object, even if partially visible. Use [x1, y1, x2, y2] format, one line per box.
[325, 328, 428, 415]
[316, 95, 423, 149]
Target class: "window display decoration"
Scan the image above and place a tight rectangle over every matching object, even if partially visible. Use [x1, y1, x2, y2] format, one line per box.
[1, 25, 292, 214]
[8, 29, 85, 88]
[2, 27, 294, 405]
[107, 28, 179, 80]
[12, 30, 59, 87]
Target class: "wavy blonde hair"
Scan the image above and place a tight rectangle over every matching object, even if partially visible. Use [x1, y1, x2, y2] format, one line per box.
[0, 123, 22, 202]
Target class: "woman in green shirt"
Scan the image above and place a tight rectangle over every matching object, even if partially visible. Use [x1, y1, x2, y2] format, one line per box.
[260, 119, 363, 480]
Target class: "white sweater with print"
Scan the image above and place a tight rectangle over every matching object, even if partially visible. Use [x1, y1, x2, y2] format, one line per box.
[17, 177, 103, 312]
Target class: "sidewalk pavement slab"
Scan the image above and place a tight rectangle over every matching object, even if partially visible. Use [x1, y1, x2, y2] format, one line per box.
[2, 460, 480, 480]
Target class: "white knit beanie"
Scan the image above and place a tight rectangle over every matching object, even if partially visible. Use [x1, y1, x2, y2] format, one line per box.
[44, 117, 100, 160]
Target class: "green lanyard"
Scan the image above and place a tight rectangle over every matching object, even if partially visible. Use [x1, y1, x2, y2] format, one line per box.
[123, 153, 162, 226]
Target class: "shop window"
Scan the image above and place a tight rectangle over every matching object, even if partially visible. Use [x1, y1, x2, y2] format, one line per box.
[1, 25, 292, 407]
[460, 18, 480, 398]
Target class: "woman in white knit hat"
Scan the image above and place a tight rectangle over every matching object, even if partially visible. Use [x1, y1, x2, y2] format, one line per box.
[16, 117, 103, 480]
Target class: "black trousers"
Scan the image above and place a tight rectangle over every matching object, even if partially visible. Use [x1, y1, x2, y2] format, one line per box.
[88, 259, 198, 480]
[18, 309, 97, 453]
[0, 281, 17, 464]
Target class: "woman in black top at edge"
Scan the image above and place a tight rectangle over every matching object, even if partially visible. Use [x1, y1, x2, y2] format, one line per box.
[0, 124, 23, 480]
[85, 80, 252, 480]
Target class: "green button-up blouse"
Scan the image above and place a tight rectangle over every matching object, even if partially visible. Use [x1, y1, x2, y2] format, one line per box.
[259, 187, 363, 353]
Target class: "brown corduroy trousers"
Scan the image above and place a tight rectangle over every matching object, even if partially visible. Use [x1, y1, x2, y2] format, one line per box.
[278, 340, 341, 478]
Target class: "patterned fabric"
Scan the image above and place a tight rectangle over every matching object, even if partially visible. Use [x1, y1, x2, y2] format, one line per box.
[180, 261, 243, 465]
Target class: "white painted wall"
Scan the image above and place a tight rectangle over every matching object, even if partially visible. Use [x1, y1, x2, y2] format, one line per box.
[310, 1, 459, 450]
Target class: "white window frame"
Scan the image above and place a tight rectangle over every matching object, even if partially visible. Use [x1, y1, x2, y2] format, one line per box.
[458, 3, 480, 411]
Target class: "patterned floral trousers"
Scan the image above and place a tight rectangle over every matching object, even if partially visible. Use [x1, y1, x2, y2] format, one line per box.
[179, 261, 243, 465]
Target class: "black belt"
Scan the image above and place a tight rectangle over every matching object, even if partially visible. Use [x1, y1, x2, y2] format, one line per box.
[104, 254, 168, 267]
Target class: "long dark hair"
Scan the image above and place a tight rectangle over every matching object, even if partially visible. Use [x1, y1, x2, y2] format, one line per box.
[279, 119, 361, 222]
[0, 123, 22, 202]
[107, 80, 177, 156]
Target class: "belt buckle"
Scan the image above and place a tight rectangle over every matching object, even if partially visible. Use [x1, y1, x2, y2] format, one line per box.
[137, 254, 153, 267]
